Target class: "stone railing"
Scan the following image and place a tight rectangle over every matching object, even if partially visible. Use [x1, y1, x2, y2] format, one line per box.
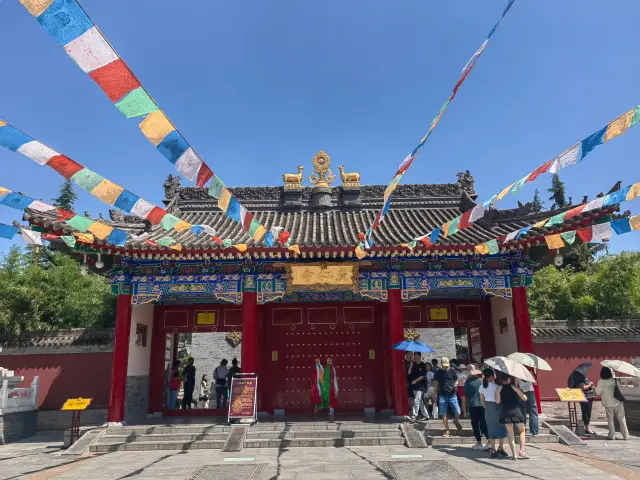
[0, 377, 39, 415]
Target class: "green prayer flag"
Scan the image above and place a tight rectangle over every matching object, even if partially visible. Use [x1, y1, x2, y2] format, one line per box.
[560, 231, 576, 245]
[487, 239, 499, 255]
[71, 168, 104, 192]
[66, 215, 95, 233]
[448, 216, 461, 237]
[545, 212, 567, 227]
[631, 105, 640, 127]
[511, 173, 532, 195]
[115, 87, 159, 119]
[157, 236, 176, 247]
[222, 239, 232, 248]
[160, 214, 180, 231]
[248, 219, 260, 238]
[61, 236, 76, 248]
[208, 176, 226, 199]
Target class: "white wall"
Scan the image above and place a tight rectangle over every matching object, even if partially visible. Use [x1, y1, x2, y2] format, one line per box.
[490, 297, 517, 356]
[127, 303, 154, 376]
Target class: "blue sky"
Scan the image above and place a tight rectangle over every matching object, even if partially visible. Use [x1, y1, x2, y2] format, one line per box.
[0, 0, 638, 253]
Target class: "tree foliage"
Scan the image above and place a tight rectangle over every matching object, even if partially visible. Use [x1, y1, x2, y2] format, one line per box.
[0, 246, 115, 338]
[528, 251, 640, 322]
[531, 188, 544, 212]
[52, 179, 77, 211]
[547, 173, 567, 209]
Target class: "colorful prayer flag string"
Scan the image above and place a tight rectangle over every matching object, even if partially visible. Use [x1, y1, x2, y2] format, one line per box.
[0, 222, 44, 246]
[18, 0, 293, 248]
[358, 0, 516, 252]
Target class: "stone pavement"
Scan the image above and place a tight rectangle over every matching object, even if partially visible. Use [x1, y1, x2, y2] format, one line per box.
[1, 431, 637, 480]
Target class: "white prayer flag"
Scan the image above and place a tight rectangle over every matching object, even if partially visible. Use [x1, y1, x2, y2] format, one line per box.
[591, 223, 612, 242]
[175, 148, 203, 182]
[17, 141, 58, 166]
[21, 229, 43, 245]
[64, 27, 119, 73]
[549, 143, 581, 174]
[130, 198, 155, 219]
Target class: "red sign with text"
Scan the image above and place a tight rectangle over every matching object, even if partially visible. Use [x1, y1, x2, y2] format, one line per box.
[228, 377, 257, 419]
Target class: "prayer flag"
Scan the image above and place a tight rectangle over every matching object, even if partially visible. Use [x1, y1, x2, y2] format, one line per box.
[160, 214, 181, 231]
[17, 141, 58, 165]
[288, 244, 301, 255]
[458, 209, 473, 230]
[190, 225, 203, 237]
[448, 216, 461, 237]
[61, 235, 76, 247]
[173, 220, 191, 232]
[28, 200, 55, 213]
[175, 148, 203, 182]
[469, 204, 486, 222]
[139, 110, 175, 146]
[0, 187, 10, 197]
[0, 193, 35, 211]
[603, 186, 631, 207]
[549, 143, 581, 174]
[71, 168, 104, 192]
[36, 0, 93, 45]
[544, 234, 564, 249]
[106, 229, 128, 247]
[504, 230, 519, 242]
[66, 215, 95, 233]
[532, 218, 549, 228]
[114, 190, 141, 213]
[196, 163, 214, 188]
[496, 183, 515, 201]
[130, 198, 155, 219]
[527, 159, 554, 182]
[564, 204, 586, 221]
[233, 244, 248, 252]
[429, 228, 441, 245]
[486, 239, 499, 255]
[209, 176, 226, 199]
[89, 58, 140, 102]
[146, 206, 168, 225]
[47, 155, 84, 179]
[226, 196, 242, 222]
[169, 244, 183, 251]
[253, 225, 267, 242]
[222, 239, 232, 248]
[591, 223, 612, 241]
[580, 127, 606, 159]
[263, 231, 274, 247]
[630, 215, 640, 231]
[20, 0, 55, 17]
[354, 244, 366, 259]
[475, 243, 489, 255]
[0, 224, 19, 240]
[64, 27, 118, 73]
[560, 230, 576, 245]
[576, 227, 593, 243]
[511, 173, 532, 195]
[604, 109, 634, 142]
[157, 237, 176, 247]
[626, 183, 640, 201]
[115, 87, 159, 118]
[88, 222, 113, 240]
[157, 130, 190, 165]
[217, 188, 232, 212]
[583, 197, 606, 213]
[57, 208, 75, 221]
[21, 229, 43, 245]
[545, 212, 566, 227]
[278, 230, 291, 245]
[201, 225, 217, 237]
[611, 218, 631, 235]
[91, 179, 124, 205]
[632, 106, 640, 127]
[515, 225, 531, 240]
[0, 126, 33, 152]
[442, 222, 450, 238]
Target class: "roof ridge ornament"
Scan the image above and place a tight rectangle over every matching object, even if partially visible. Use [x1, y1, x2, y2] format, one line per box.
[308, 151, 335, 188]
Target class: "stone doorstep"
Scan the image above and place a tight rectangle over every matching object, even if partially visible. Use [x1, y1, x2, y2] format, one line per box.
[248, 423, 402, 432]
[96, 433, 230, 444]
[423, 427, 551, 436]
[243, 437, 406, 448]
[89, 439, 226, 452]
[245, 429, 402, 439]
[105, 425, 232, 435]
[426, 434, 559, 446]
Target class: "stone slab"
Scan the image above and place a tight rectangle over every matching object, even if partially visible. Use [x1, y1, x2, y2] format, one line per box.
[548, 424, 588, 446]
[187, 463, 267, 480]
[380, 460, 468, 479]
[400, 423, 427, 448]
[222, 426, 248, 452]
[63, 428, 104, 455]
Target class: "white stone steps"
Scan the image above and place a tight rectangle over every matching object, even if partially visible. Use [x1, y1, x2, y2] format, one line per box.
[96, 433, 229, 444]
[426, 434, 559, 446]
[90, 440, 225, 452]
[243, 437, 405, 448]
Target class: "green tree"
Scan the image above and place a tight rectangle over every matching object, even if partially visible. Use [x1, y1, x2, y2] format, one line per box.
[528, 251, 640, 322]
[52, 179, 77, 211]
[0, 246, 116, 338]
[547, 174, 567, 210]
[531, 188, 544, 212]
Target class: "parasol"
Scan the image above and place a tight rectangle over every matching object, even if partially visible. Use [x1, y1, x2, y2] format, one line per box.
[392, 340, 434, 353]
[601, 360, 640, 378]
[484, 356, 535, 382]
[507, 352, 552, 371]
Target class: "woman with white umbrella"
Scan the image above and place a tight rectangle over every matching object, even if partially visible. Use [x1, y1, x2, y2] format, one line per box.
[596, 360, 636, 440]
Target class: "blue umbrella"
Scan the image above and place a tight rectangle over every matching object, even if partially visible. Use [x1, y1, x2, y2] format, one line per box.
[392, 340, 434, 353]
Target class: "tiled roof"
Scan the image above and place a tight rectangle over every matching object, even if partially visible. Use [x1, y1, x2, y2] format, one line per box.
[0, 329, 114, 349]
[532, 322, 640, 343]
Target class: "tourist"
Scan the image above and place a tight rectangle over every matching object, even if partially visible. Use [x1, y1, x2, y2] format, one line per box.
[464, 366, 490, 450]
[425, 362, 438, 418]
[596, 367, 630, 440]
[408, 352, 430, 421]
[405, 352, 414, 413]
[431, 358, 439, 372]
[181, 357, 196, 410]
[213, 359, 230, 409]
[457, 364, 469, 418]
[168, 360, 183, 410]
[516, 374, 539, 436]
[568, 367, 596, 434]
[434, 357, 463, 436]
[227, 358, 241, 387]
[496, 374, 528, 460]
[479, 369, 508, 458]
[198, 374, 210, 408]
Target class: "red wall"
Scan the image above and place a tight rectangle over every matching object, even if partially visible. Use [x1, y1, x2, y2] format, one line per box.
[0, 352, 113, 409]
[534, 342, 638, 400]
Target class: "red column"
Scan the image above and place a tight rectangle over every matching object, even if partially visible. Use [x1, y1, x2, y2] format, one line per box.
[511, 286, 542, 413]
[108, 294, 133, 423]
[387, 288, 408, 417]
[241, 291, 258, 375]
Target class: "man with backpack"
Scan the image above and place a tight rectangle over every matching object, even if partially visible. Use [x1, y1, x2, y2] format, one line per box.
[434, 357, 463, 436]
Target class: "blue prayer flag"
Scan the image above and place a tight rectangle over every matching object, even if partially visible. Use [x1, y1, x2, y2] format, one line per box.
[225, 197, 241, 222]
[157, 130, 189, 165]
[0, 193, 35, 211]
[0, 126, 33, 152]
[107, 229, 129, 247]
[429, 227, 442, 244]
[580, 127, 607, 159]
[114, 190, 141, 213]
[603, 186, 631, 207]
[37, 0, 93, 46]
[0, 224, 19, 240]
[190, 225, 204, 237]
[515, 225, 532, 240]
[264, 231, 274, 247]
[611, 218, 632, 235]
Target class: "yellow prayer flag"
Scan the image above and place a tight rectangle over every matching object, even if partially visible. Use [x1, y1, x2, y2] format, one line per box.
[544, 234, 565, 249]
[217, 188, 232, 212]
[0, 187, 11, 196]
[0, 120, 6, 127]
[604, 109, 634, 143]
[233, 244, 248, 252]
[474, 243, 489, 255]
[253, 225, 267, 242]
[442, 222, 450, 238]
[496, 183, 515, 201]
[19, 0, 54, 17]
[288, 244, 301, 255]
[139, 110, 175, 146]
[354, 245, 366, 259]
[92, 179, 124, 205]
[169, 244, 183, 251]
[630, 215, 640, 231]
[173, 220, 191, 232]
[74, 233, 95, 244]
[626, 182, 640, 201]
[88, 222, 114, 240]
[533, 218, 549, 228]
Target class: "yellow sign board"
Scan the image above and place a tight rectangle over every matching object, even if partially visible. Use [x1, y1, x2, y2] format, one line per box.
[429, 307, 449, 321]
[286, 263, 358, 293]
[555, 388, 587, 402]
[196, 312, 216, 325]
[61, 398, 93, 411]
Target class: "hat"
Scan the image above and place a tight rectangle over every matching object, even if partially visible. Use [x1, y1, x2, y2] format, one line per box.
[457, 364, 467, 371]
[441, 357, 450, 368]
[469, 367, 482, 376]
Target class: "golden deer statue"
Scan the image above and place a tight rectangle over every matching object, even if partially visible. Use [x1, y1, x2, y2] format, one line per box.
[337, 165, 360, 186]
[283, 165, 304, 187]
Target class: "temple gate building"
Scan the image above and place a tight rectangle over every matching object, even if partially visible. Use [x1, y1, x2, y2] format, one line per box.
[25, 151, 624, 423]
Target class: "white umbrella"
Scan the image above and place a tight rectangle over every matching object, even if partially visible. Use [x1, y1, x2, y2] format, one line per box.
[484, 356, 536, 382]
[601, 360, 640, 378]
[508, 352, 552, 371]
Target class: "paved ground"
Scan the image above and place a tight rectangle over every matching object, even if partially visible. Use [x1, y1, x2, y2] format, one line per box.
[1, 429, 639, 480]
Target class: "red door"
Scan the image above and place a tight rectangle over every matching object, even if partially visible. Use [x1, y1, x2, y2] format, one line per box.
[262, 303, 384, 413]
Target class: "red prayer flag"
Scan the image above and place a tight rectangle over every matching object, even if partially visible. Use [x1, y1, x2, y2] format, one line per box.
[576, 226, 593, 243]
[46, 155, 84, 179]
[564, 204, 586, 221]
[242, 211, 254, 232]
[145, 206, 168, 225]
[42, 233, 60, 241]
[278, 230, 291, 245]
[196, 163, 214, 188]
[458, 209, 473, 230]
[144, 239, 159, 248]
[420, 237, 432, 247]
[212, 236, 224, 244]
[56, 208, 75, 221]
[527, 159, 554, 182]
[89, 59, 141, 102]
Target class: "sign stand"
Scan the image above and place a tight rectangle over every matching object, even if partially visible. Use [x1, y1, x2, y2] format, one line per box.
[228, 373, 258, 425]
[555, 388, 587, 436]
[60, 397, 93, 446]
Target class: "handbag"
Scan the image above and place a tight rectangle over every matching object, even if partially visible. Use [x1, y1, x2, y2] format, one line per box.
[613, 379, 626, 402]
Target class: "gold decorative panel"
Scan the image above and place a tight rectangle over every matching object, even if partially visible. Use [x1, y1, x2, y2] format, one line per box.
[285, 263, 359, 293]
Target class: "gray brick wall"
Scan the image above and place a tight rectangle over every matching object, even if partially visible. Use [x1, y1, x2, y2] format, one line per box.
[187, 333, 242, 391]
[36, 409, 107, 431]
[125, 376, 149, 424]
[624, 398, 640, 431]
[414, 328, 456, 363]
[0, 410, 38, 444]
